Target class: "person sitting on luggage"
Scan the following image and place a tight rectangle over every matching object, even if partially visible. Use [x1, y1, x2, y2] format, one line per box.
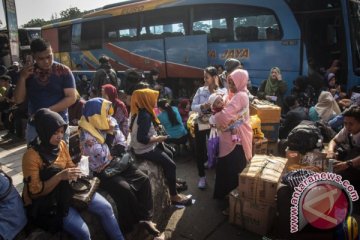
[0, 168, 27, 240]
[279, 95, 309, 139]
[327, 106, 360, 190]
[157, 98, 188, 146]
[309, 91, 341, 123]
[78, 98, 160, 236]
[22, 108, 124, 239]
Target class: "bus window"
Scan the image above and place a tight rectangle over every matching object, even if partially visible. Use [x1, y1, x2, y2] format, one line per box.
[58, 26, 71, 52]
[349, 0, 360, 75]
[104, 13, 138, 42]
[72, 23, 81, 51]
[192, 4, 281, 42]
[81, 21, 102, 50]
[140, 7, 187, 39]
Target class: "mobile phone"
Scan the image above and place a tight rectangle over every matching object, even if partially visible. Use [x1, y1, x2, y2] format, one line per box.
[25, 55, 34, 66]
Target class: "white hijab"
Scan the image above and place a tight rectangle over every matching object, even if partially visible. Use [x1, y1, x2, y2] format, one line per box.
[315, 91, 341, 122]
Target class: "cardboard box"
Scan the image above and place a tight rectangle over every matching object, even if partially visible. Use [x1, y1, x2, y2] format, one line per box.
[253, 137, 268, 155]
[286, 148, 328, 171]
[229, 190, 276, 235]
[261, 122, 280, 142]
[250, 103, 281, 123]
[238, 155, 287, 205]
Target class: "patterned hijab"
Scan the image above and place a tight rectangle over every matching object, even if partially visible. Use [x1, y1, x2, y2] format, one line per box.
[78, 98, 114, 144]
[130, 88, 160, 124]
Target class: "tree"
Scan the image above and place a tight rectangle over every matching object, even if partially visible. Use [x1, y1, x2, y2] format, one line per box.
[22, 18, 47, 28]
[60, 7, 83, 21]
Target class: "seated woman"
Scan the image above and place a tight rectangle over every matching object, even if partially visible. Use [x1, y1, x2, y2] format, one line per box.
[22, 108, 124, 239]
[101, 84, 129, 139]
[257, 67, 288, 110]
[309, 91, 341, 122]
[130, 89, 191, 205]
[78, 98, 160, 236]
[157, 98, 188, 146]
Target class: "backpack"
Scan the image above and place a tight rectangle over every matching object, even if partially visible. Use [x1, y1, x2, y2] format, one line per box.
[286, 120, 323, 154]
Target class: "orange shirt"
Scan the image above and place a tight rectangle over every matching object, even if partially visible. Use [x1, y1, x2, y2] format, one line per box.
[22, 141, 75, 205]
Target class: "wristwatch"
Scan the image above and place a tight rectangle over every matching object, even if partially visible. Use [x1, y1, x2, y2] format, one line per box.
[346, 160, 353, 168]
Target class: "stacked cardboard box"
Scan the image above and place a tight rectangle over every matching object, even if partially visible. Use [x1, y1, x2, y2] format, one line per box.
[229, 190, 276, 235]
[230, 155, 287, 235]
[238, 155, 288, 206]
[253, 137, 268, 155]
[250, 102, 281, 142]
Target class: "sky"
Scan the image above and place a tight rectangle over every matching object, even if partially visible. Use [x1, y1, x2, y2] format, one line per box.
[0, 0, 126, 27]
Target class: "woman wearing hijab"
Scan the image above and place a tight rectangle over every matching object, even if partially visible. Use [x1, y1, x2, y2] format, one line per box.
[130, 89, 192, 205]
[78, 98, 160, 236]
[309, 91, 341, 122]
[22, 108, 124, 239]
[257, 67, 288, 109]
[101, 84, 129, 138]
[210, 69, 253, 202]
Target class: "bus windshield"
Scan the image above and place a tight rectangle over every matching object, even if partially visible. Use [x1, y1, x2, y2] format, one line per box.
[349, 0, 360, 75]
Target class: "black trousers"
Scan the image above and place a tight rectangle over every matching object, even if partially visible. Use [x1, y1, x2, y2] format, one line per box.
[194, 124, 210, 177]
[98, 165, 153, 233]
[136, 145, 177, 196]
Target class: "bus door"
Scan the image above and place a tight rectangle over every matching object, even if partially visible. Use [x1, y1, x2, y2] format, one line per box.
[164, 34, 207, 78]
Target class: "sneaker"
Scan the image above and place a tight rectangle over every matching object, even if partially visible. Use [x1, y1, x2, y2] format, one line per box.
[1, 132, 14, 140]
[198, 177, 207, 189]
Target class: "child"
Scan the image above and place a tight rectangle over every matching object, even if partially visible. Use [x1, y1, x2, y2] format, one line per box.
[208, 93, 241, 142]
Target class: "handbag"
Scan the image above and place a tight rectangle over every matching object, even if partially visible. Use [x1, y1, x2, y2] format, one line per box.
[70, 176, 100, 210]
[102, 153, 134, 178]
[207, 127, 219, 168]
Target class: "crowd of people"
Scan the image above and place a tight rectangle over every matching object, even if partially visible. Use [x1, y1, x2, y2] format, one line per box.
[1, 36, 360, 239]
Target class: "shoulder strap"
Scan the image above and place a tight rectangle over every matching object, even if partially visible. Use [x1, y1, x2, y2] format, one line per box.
[0, 170, 13, 201]
[348, 134, 354, 149]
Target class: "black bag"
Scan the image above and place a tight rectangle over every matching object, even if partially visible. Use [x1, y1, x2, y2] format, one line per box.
[70, 176, 100, 210]
[287, 120, 323, 154]
[27, 166, 72, 233]
[102, 153, 134, 178]
[315, 120, 336, 143]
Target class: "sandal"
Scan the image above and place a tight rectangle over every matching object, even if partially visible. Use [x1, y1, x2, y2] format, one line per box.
[171, 195, 192, 206]
[139, 221, 160, 236]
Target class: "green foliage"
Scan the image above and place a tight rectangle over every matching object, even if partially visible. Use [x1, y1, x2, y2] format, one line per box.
[22, 18, 47, 28]
[59, 7, 83, 21]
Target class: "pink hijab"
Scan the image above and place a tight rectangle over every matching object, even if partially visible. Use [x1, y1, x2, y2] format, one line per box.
[214, 69, 253, 161]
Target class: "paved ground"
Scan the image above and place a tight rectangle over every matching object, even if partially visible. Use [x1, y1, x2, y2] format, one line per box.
[0, 129, 263, 240]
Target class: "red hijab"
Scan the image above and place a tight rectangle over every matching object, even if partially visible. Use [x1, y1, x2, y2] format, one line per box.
[102, 84, 128, 118]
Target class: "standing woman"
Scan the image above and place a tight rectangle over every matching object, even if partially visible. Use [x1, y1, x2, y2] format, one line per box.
[257, 67, 288, 109]
[101, 84, 129, 139]
[130, 89, 191, 205]
[211, 69, 253, 201]
[22, 108, 124, 239]
[191, 66, 226, 189]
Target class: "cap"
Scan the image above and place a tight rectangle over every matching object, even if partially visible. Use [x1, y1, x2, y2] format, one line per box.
[208, 93, 222, 107]
[224, 58, 241, 73]
[327, 73, 336, 82]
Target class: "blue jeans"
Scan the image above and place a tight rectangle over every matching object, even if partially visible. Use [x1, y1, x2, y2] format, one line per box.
[63, 193, 124, 240]
[26, 122, 70, 145]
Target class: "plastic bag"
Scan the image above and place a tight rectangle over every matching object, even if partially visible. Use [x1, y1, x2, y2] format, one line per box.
[78, 156, 89, 176]
[207, 127, 219, 168]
